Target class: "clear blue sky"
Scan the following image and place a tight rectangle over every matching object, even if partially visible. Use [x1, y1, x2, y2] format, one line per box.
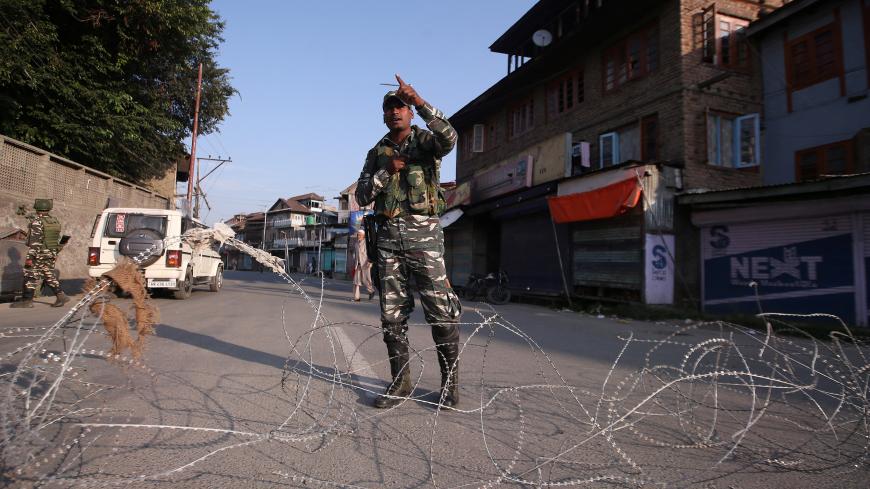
[190, 1, 536, 225]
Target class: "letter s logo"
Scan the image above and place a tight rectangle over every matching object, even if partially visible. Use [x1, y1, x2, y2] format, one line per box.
[652, 245, 667, 270]
[710, 225, 730, 249]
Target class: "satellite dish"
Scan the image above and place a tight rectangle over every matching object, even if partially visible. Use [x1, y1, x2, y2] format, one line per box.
[532, 29, 553, 47]
[439, 208, 464, 228]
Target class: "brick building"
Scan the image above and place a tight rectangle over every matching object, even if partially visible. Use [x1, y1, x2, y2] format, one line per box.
[447, 0, 787, 305]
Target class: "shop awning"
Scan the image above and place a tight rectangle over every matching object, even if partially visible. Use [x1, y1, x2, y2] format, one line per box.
[547, 177, 642, 223]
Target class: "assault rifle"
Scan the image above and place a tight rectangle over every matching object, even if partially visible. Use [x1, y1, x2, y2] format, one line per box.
[362, 214, 380, 292]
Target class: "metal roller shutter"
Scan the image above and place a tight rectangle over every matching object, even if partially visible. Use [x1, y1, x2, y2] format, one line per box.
[445, 223, 473, 286]
[702, 215, 857, 323]
[571, 208, 643, 292]
[499, 212, 565, 294]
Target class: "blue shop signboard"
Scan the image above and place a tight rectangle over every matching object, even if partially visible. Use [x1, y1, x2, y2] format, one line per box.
[704, 233, 855, 323]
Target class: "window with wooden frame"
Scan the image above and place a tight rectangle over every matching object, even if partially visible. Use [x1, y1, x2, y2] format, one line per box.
[795, 140, 854, 181]
[599, 132, 619, 167]
[599, 123, 641, 168]
[706, 111, 760, 168]
[461, 129, 476, 161]
[641, 114, 659, 161]
[603, 22, 659, 92]
[508, 96, 535, 139]
[546, 68, 584, 120]
[785, 22, 842, 92]
[693, 5, 750, 70]
[486, 122, 497, 151]
[471, 124, 485, 153]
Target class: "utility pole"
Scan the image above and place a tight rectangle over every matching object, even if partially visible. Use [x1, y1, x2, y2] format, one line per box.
[193, 156, 231, 219]
[186, 63, 203, 212]
[316, 214, 322, 275]
[281, 231, 290, 273]
[262, 207, 269, 250]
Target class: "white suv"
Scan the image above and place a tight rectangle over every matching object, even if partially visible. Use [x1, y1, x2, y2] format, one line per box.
[87, 208, 223, 299]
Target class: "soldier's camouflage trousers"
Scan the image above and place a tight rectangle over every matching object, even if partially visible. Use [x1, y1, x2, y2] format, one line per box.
[23, 248, 60, 291]
[378, 246, 461, 344]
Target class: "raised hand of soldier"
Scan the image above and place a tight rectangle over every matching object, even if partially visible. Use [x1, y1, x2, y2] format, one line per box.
[386, 153, 407, 175]
[395, 74, 424, 107]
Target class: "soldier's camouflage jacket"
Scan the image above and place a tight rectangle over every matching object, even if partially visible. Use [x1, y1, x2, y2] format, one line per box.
[355, 103, 457, 252]
[22, 213, 63, 291]
[26, 213, 62, 253]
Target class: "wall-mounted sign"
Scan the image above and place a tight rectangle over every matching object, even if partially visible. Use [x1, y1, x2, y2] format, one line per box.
[473, 155, 534, 202]
[702, 222, 856, 323]
[645, 234, 674, 304]
[445, 181, 472, 209]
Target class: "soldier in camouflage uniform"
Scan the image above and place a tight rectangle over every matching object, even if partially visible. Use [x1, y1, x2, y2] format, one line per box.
[11, 199, 70, 308]
[356, 74, 462, 409]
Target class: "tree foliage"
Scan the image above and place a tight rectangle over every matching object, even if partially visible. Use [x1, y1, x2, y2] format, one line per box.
[0, 0, 235, 183]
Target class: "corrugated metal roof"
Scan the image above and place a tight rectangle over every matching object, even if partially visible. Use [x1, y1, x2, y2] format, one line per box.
[679, 173, 870, 204]
[0, 227, 25, 240]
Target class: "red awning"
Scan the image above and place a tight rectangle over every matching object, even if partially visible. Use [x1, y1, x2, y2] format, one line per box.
[547, 177, 642, 224]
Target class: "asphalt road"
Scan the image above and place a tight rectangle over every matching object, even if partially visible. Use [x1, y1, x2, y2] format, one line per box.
[1, 271, 866, 488]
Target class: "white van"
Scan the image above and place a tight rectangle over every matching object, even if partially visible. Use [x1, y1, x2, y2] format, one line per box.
[87, 208, 223, 299]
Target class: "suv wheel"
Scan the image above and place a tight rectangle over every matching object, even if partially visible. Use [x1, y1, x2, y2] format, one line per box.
[209, 265, 223, 292]
[173, 267, 193, 300]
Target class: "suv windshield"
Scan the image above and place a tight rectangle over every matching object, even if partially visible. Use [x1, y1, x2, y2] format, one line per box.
[103, 213, 167, 238]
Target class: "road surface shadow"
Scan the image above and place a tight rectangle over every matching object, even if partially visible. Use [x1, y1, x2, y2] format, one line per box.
[155, 323, 385, 403]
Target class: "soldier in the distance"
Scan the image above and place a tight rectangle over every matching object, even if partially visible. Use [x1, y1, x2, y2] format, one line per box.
[355, 74, 462, 409]
[11, 199, 70, 308]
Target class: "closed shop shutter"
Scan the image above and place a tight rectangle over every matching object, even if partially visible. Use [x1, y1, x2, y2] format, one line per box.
[321, 249, 334, 272]
[499, 212, 565, 294]
[862, 213, 870, 325]
[445, 222, 473, 286]
[571, 208, 643, 292]
[702, 215, 856, 322]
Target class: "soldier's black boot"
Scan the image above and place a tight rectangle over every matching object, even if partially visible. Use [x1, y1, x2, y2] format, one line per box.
[51, 292, 69, 307]
[436, 343, 460, 409]
[374, 339, 412, 409]
[49, 287, 69, 308]
[11, 288, 34, 308]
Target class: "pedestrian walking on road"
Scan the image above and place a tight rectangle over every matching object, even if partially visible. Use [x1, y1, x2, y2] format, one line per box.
[11, 199, 70, 309]
[352, 229, 375, 302]
[355, 74, 462, 409]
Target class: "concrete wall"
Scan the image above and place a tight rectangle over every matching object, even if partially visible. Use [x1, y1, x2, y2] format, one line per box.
[759, 0, 870, 184]
[0, 135, 170, 292]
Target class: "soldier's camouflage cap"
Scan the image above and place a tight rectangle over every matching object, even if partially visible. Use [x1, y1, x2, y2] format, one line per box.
[382, 91, 411, 110]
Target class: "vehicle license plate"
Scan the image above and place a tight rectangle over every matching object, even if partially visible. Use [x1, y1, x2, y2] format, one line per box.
[147, 279, 175, 288]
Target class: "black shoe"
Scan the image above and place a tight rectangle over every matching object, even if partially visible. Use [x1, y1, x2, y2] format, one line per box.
[368, 291, 375, 301]
[350, 298, 361, 302]
[374, 334, 411, 409]
[11, 289, 34, 308]
[373, 374, 411, 409]
[436, 343, 460, 409]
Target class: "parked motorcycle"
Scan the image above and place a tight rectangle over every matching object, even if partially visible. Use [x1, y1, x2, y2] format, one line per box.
[461, 270, 511, 305]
